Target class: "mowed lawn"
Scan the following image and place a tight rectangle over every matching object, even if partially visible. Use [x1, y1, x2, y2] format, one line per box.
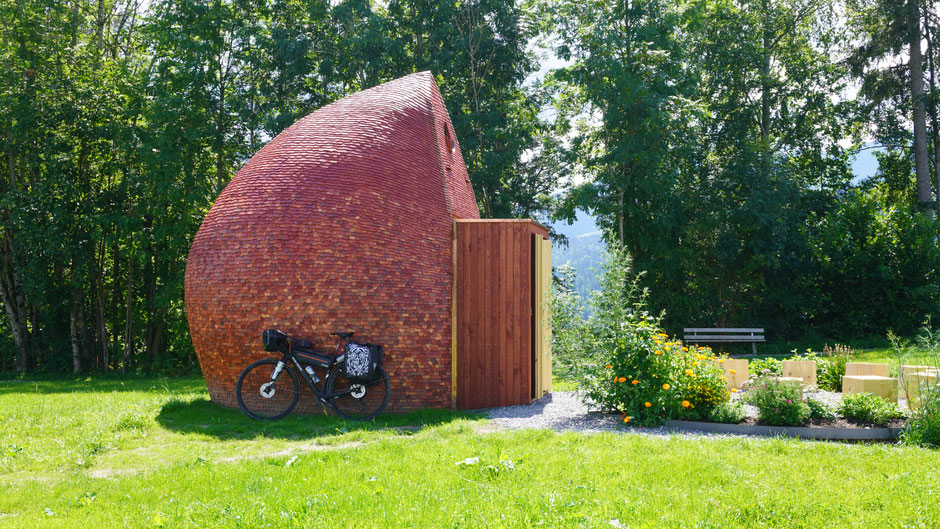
[1, 377, 940, 528]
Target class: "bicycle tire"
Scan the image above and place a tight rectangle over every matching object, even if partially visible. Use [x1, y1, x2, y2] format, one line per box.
[236, 358, 301, 420]
[325, 364, 391, 421]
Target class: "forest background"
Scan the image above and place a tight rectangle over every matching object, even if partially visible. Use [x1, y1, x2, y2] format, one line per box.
[2, 0, 939, 374]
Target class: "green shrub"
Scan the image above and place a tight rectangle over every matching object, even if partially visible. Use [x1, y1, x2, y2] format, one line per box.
[749, 357, 782, 376]
[805, 398, 836, 421]
[566, 244, 730, 426]
[708, 401, 746, 424]
[903, 387, 940, 448]
[745, 376, 809, 426]
[837, 393, 905, 425]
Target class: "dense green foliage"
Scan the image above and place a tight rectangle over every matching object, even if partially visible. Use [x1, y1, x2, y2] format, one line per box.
[549, 0, 940, 341]
[6, 0, 940, 373]
[552, 244, 730, 425]
[745, 376, 810, 426]
[5, 377, 940, 527]
[904, 387, 940, 448]
[838, 392, 906, 425]
[0, 0, 550, 373]
[707, 401, 747, 424]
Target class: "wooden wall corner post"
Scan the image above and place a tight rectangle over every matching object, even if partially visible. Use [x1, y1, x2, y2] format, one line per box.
[451, 220, 458, 409]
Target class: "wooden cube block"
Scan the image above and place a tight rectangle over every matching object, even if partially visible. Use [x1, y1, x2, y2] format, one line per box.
[713, 358, 749, 389]
[845, 362, 890, 378]
[782, 360, 817, 388]
[901, 371, 939, 407]
[842, 375, 898, 402]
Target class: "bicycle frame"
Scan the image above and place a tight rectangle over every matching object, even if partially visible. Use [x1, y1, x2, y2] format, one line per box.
[273, 337, 360, 402]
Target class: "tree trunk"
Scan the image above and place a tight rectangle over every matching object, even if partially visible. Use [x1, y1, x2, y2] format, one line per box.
[70, 288, 82, 374]
[909, 0, 933, 209]
[121, 255, 134, 374]
[924, 3, 940, 218]
[0, 234, 30, 373]
[96, 272, 109, 372]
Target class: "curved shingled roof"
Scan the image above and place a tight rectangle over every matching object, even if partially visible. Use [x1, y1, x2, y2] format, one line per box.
[185, 72, 480, 412]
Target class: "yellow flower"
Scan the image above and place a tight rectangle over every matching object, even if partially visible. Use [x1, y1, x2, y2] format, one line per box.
[654, 350, 663, 355]
[681, 400, 691, 408]
[693, 362, 700, 366]
[731, 388, 739, 393]
[682, 347, 689, 352]
[644, 402, 652, 408]
[720, 376, 727, 381]
[685, 369, 694, 376]
[729, 369, 736, 375]
[623, 416, 631, 423]
[618, 377, 627, 383]
[696, 354, 704, 360]
[662, 383, 671, 390]
[658, 333, 668, 338]
[605, 365, 613, 369]
[718, 359, 726, 364]
[632, 380, 639, 385]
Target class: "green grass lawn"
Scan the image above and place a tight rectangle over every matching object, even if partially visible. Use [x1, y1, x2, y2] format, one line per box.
[2, 376, 940, 528]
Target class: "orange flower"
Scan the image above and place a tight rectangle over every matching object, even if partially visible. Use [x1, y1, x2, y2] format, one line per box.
[654, 350, 663, 355]
[632, 380, 639, 385]
[623, 416, 631, 423]
[614, 376, 618, 383]
[644, 402, 652, 408]
[681, 400, 691, 408]
[662, 383, 671, 390]
[729, 369, 736, 375]
[605, 365, 613, 369]
[618, 377, 627, 383]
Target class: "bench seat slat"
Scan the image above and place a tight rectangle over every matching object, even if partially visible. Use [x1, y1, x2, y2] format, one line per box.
[683, 328, 764, 333]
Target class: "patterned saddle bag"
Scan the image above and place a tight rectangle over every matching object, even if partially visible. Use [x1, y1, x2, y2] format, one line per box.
[341, 342, 383, 383]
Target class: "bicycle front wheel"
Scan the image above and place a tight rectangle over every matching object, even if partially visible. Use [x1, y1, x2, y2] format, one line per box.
[326, 365, 390, 421]
[236, 358, 301, 420]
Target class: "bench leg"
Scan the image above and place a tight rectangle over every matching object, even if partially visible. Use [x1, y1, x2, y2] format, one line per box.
[751, 343, 757, 356]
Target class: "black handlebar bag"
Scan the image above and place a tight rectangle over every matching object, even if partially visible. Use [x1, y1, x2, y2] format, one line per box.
[342, 342, 383, 383]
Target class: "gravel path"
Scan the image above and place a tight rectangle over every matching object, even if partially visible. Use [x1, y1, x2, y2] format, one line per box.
[486, 389, 896, 436]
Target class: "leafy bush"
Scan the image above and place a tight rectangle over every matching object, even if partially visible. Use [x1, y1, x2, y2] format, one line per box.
[562, 244, 730, 426]
[837, 393, 905, 425]
[551, 264, 588, 382]
[749, 357, 782, 377]
[805, 398, 836, 421]
[745, 376, 809, 426]
[708, 401, 746, 424]
[903, 387, 940, 448]
[817, 344, 854, 392]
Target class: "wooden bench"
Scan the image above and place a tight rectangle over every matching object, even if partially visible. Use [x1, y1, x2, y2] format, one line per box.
[683, 328, 766, 355]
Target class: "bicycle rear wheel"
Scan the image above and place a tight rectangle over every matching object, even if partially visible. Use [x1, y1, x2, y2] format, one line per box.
[326, 365, 390, 421]
[236, 358, 301, 420]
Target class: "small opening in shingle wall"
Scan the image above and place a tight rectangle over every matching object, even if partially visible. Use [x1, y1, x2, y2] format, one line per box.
[444, 125, 454, 153]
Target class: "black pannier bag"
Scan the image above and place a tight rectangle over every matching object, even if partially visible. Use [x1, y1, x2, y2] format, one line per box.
[293, 341, 332, 368]
[262, 329, 288, 352]
[342, 342, 383, 382]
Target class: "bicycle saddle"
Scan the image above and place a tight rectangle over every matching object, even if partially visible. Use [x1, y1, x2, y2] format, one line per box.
[331, 331, 355, 339]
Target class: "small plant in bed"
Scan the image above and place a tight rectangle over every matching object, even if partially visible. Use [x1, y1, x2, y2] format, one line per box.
[805, 398, 836, 422]
[707, 401, 746, 424]
[745, 376, 809, 426]
[903, 387, 940, 448]
[837, 393, 906, 426]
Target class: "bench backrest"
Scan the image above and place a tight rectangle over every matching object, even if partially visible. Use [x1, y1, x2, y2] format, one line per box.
[683, 328, 765, 342]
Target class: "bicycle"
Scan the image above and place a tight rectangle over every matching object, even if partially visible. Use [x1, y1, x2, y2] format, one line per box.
[236, 330, 391, 421]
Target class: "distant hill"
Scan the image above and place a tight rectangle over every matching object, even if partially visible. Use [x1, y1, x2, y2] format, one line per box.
[551, 211, 605, 305]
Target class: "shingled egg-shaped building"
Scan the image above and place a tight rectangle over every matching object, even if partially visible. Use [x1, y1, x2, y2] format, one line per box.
[186, 72, 552, 413]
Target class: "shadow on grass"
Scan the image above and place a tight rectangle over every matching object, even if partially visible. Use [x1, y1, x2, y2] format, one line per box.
[0, 374, 207, 395]
[156, 397, 486, 440]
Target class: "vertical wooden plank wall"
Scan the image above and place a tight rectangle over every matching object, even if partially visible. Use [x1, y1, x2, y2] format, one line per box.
[454, 220, 550, 409]
[533, 236, 553, 400]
